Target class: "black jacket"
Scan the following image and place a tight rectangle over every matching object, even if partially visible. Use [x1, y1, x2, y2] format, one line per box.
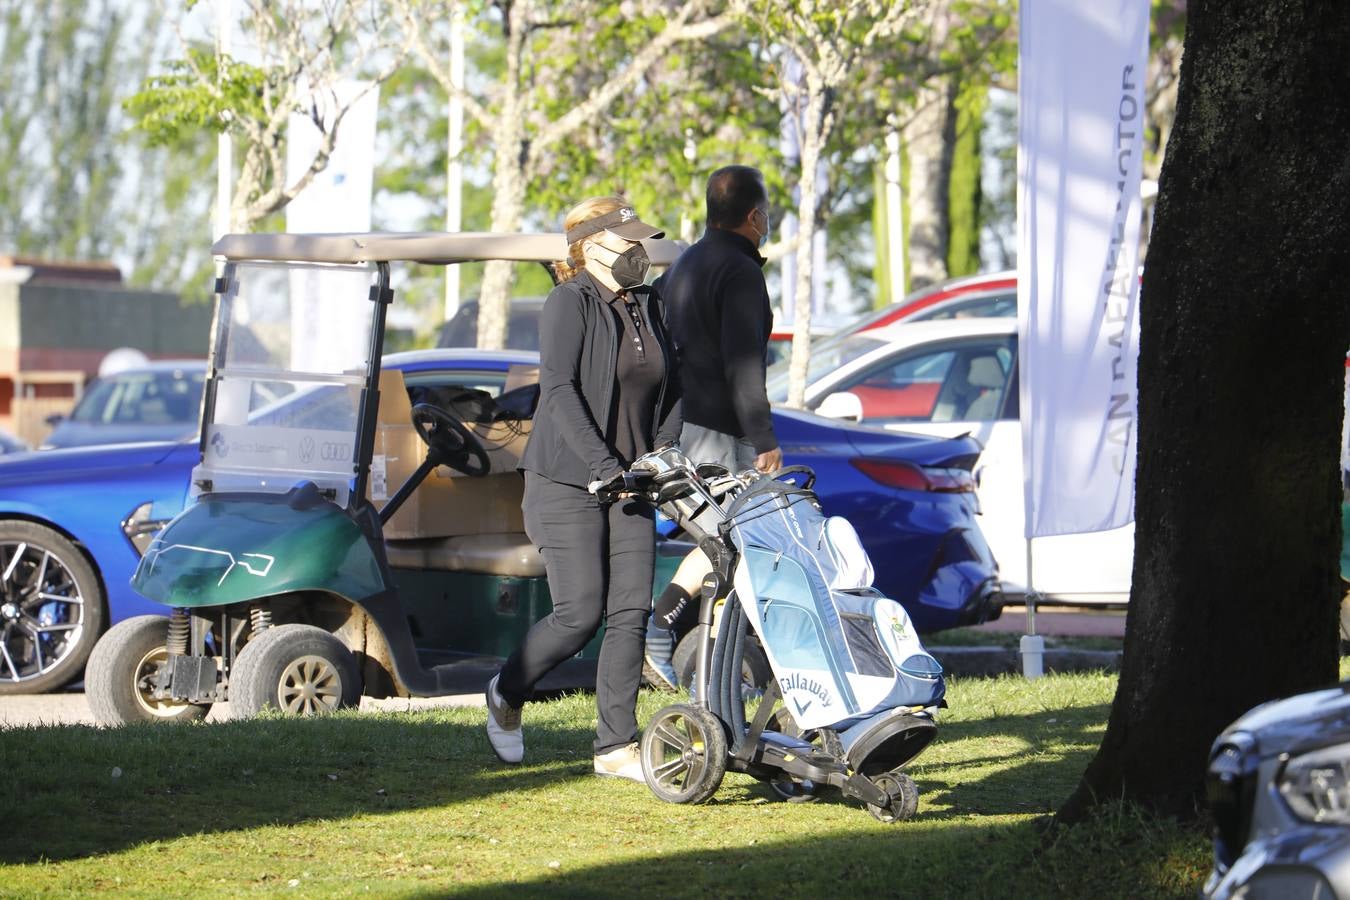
[656, 228, 776, 452]
[520, 271, 682, 488]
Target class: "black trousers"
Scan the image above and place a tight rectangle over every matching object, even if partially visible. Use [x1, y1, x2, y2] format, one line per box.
[498, 471, 654, 754]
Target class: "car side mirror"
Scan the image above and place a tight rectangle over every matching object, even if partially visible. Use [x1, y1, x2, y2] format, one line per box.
[815, 391, 863, 422]
[44, 413, 65, 427]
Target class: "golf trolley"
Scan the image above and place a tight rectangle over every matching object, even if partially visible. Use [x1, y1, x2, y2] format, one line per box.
[602, 447, 947, 823]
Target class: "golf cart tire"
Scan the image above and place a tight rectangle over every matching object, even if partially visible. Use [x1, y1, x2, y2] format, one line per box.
[640, 703, 728, 805]
[86, 615, 210, 726]
[230, 624, 362, 718]
[672, 625, 772, 693]
[0, 520, 106, 695]
[866, 770, 920, 824]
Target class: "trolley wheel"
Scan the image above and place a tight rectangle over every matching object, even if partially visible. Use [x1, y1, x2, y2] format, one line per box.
[762, 707, 842, 802]
[640, 703, 728, 804]
[229, 624, 361, 718]
[866, 770, 920, 823]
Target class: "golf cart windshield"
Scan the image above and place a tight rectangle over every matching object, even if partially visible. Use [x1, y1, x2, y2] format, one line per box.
[195, 260, 378, 505]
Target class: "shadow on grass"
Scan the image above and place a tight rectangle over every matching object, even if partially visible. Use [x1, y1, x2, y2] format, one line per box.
[436, 806, 1206, 900]
[0, 698, 1114, 869]
[0, 713, 594, 864]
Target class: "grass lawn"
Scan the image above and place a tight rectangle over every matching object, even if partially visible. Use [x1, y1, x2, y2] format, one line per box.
[932, 628, 1124, 652]
[2, 671, 1217, 898]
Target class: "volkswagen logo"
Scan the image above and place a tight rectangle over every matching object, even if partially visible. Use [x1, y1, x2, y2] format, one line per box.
[298, 436, 316, 464]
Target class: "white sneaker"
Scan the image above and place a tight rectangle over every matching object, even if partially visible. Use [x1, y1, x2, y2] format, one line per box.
[485, 674, 523, 763]
[594, 742, 644, 782]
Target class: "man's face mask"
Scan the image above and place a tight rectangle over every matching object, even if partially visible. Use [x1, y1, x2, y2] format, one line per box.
[752, 208, 771, 249]
[590, 238, 651, 289]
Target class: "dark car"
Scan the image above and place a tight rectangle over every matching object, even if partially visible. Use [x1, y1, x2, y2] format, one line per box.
[1204, 681, 1350, 898]
[435, 298, 546, 351]
[42, 361, 206, 449]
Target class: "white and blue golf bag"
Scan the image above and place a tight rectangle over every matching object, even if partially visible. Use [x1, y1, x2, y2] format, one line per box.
[723, 472, 945, 774]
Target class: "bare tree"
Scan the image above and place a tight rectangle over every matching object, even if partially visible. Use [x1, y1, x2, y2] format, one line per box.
[396, 0, 729, 350]
[734, 0, 930, 409]
[129, 0, 411, 233]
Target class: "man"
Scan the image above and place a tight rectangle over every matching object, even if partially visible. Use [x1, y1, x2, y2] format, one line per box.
[660, 165, 782, 476]
[644, 165, 783, 689]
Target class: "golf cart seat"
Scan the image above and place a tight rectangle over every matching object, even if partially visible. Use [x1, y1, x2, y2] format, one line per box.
[384, 533, 546, 578]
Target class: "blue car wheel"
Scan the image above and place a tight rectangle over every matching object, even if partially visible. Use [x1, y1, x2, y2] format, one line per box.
[0, 521, 106, 694]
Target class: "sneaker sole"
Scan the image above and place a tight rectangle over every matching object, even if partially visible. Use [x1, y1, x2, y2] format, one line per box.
[642, 659, 679, 692]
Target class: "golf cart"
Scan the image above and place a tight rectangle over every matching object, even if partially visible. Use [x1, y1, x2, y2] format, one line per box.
[86, 232, 685, 725]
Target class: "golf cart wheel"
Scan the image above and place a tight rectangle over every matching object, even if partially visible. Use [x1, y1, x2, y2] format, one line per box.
[640, 703, 728, 804]
[229, 624, 361, 718]
[866, 771, 920, 824]
[762, 707, 843, 802]
[672, 625, 772, 694]
[86, 615, 210, 725]
[0, 521, 106, 695]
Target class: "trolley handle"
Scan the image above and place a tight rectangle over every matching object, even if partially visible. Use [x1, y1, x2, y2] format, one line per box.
[766, 464, 816, 491]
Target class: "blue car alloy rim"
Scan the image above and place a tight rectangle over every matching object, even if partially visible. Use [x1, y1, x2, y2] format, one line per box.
[0, 541, 87, 685]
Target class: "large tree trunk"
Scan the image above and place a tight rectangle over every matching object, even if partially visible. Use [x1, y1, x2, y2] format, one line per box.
[1060, 0, 1350, 822]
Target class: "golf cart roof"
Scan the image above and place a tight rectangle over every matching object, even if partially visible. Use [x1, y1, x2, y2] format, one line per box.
[211, 231, 685, 267]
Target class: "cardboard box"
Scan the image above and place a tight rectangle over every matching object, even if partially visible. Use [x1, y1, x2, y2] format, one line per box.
[370, 369, 532, 540]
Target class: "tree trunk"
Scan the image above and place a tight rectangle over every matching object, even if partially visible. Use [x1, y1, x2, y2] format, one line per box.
[786, 81, 828, 410]
[477, 156, 526, 349]
[1059, 0, 1350, 822]
[903, 7, 954, 290]
[476, 1, 529, 351]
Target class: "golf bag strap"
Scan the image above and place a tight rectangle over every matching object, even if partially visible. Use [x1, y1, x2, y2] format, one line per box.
[733, 677, 782, 763]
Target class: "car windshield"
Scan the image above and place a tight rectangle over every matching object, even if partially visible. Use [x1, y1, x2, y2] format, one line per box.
[71, 369, 204, 426]
[197, 260, 377, 502]
[766, 334, 886, 403]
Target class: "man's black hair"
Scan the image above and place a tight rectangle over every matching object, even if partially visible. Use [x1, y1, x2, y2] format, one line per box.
[706, 165, 768, 229]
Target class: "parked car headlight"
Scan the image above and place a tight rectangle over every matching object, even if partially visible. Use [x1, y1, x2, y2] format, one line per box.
[120, 502, 169, 557]
[1278, 744, 1350, 825]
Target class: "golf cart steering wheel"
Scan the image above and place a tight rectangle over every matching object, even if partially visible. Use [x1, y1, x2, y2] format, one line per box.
[410, 403, 491, 478]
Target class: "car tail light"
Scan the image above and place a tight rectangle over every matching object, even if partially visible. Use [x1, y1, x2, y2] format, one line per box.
[850, 458, 975, 492]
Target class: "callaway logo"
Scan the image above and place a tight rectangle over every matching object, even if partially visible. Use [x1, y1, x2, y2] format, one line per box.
[619, 208, 636, 222]
[793, 697, 814, 716]
[780, 672, 832, 706]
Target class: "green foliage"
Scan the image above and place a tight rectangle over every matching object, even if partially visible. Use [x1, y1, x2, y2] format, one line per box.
[123, 50, 270, 148]
[946, 83, 985, 277]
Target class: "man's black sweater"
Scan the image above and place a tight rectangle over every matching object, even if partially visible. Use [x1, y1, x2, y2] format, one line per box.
[657, 228, 777, 453]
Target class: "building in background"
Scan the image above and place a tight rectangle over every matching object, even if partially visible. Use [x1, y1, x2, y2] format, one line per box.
[0, 257, 211, 446]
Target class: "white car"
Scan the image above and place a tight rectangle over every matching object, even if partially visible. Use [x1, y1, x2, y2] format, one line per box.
[767, 318, 1133, 604]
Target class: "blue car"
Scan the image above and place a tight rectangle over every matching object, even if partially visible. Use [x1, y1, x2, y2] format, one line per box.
[0, 348, 998, 694]
[41, 361, 207, 450]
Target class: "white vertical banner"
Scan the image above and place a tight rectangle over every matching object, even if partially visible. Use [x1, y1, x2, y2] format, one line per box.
[287, 81, 380, 374]
[1017, 0, 1148, 540]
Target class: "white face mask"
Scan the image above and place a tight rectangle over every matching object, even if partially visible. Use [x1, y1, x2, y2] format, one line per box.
[752, 208, 771, 249]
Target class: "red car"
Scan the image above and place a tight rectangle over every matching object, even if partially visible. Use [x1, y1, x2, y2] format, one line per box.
[769, 272, 1018, 365]
[840, 270, 1017, 337]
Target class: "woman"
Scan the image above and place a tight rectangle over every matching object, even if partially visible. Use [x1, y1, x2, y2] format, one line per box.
[485, 196, 681, 781]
